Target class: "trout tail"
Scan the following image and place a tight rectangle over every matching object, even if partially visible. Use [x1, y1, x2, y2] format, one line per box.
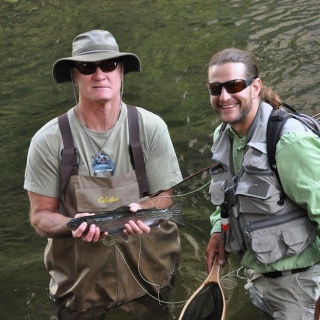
[168, 201, 185, 225]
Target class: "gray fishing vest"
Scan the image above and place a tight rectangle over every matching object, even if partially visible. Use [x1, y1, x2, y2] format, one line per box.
[209, 102, 316, 264]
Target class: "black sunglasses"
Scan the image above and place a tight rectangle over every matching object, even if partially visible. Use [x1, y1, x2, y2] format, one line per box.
[207, 77, 256, 96]
[74, 60, 119, 75]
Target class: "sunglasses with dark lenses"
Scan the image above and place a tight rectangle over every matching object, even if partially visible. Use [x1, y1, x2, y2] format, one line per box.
[207, 77, 256, 96]
[75, 60, 119, 75]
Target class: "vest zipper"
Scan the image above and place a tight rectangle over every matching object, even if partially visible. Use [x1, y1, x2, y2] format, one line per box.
[245, 209, 305, 234]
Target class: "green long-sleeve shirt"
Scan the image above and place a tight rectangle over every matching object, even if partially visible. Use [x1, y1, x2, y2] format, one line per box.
[210, 129, 320, 272]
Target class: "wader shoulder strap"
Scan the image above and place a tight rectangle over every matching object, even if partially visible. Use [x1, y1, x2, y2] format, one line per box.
[58, 106, 149, 201]
[58, 113, 78, 204]
[127, 105, 150, 195]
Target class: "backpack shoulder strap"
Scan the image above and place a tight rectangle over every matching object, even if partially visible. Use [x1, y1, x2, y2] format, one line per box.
[266, 107, 294, 205]
[219, 122, 228, 135]
[266, 108, 292, 175]
[58, 113, 78, 204]
[266, 102, 320, 205]
[267, 103, 320, 177]
[127, 105, 150, 196]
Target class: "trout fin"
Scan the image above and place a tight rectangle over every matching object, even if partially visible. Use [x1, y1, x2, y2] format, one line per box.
[113, 205, 131, 212]
[113, 233, 129, 242]
[119, 233, 129, 242]
[168, 202, 185, 225]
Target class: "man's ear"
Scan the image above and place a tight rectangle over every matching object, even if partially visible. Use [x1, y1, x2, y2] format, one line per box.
[252, 78, 262, 99]
[71, 69, 78, 86]
[118, 60, 124, 79]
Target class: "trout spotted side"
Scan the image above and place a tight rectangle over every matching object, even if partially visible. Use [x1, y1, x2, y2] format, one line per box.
[66, 202, 184, 235]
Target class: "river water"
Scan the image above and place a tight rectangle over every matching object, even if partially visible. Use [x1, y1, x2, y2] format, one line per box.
[1, 0, 320, 319]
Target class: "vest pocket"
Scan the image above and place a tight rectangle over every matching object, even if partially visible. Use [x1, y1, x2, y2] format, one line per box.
[209, 166, 232, 206]
[245, 214, 316, 264]
[251, 234, 282, 264]
[236, 172, 284, 214]
[282, 224, 312, 255]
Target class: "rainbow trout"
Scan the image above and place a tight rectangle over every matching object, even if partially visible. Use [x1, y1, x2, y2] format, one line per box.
[66, 202, 184, 235]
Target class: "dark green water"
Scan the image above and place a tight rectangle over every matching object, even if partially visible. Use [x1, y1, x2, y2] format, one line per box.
[1, 0, 320, 319]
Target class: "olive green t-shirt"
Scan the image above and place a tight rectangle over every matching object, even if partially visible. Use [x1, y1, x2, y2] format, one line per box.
[24, 103, 182, 198]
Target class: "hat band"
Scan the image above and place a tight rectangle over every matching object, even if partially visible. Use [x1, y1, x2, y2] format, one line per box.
[75, 49, 119, 56]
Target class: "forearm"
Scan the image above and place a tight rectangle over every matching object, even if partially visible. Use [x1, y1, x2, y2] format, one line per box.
[28, 191, 72, 238]
[30, 209, 72, 238]
[138, 189, 174, 209]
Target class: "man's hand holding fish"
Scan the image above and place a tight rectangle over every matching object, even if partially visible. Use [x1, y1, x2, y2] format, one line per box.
[71, 212, 109, 242]
[71, 202, 151, 242]
[123, 202, 151, 236]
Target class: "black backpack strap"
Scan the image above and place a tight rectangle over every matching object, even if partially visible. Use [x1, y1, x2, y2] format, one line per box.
[219, 122, 228, 134]
[267, 107, 295, 205]
[267, 109, 291, 175]
[58, 113, 78, 204]
[127, 105, 150, 196]
[267, 108, 292, 204]
[267, 103, 320, 187]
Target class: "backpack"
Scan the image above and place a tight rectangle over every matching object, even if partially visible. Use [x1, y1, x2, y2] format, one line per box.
[267, 102, 320, 204]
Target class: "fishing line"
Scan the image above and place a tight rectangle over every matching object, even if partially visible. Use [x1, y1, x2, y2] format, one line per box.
[100, 167, 215, 306]
[152, 179, 211, 199]
[220, 266, 246, 290]
[172, 179, 211, 198]
[101, 237, 117, 246]
[103, 236, 188, 306]
[148, 163, 216, 200]
[108, 179, 211, 305]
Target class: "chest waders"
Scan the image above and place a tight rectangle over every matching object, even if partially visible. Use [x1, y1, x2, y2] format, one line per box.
[44, 106, 181, 312]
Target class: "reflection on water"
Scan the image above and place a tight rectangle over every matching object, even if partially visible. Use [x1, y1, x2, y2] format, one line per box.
[1, 0, 320, 319]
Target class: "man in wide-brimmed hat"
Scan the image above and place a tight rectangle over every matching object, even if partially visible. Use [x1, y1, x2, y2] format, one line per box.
[24, 30, 182, 319]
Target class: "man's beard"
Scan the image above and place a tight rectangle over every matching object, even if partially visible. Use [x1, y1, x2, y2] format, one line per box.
[221, 97, 253, 125]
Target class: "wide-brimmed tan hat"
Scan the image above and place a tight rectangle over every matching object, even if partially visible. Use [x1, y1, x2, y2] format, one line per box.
[52, 30, 141, 83]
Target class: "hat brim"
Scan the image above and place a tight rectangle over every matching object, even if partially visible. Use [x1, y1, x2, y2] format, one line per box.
[52, 51, 141, 83]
